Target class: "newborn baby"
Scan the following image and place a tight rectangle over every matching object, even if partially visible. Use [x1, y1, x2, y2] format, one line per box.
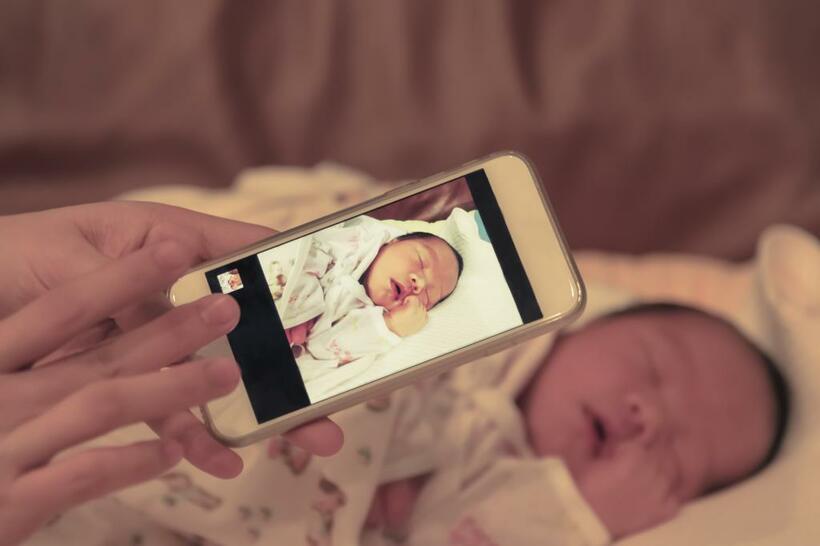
[281, 215, 463, 370]
[365, 304, 789, 542]
[42, 301, 786, 546]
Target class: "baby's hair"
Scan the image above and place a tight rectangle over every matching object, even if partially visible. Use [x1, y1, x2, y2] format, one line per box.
[603, 302, 791, 478]
[393, 231, 464, 278]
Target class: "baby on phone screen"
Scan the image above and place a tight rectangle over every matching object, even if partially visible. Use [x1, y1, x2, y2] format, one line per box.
[279, 216, 463, 372]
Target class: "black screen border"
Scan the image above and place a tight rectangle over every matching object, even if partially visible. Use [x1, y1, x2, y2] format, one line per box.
[464, 170, 542, 324]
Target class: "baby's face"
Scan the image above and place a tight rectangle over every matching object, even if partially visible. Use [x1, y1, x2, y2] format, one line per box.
[364, 237, 460, 311]
[519, 310, 776, 511]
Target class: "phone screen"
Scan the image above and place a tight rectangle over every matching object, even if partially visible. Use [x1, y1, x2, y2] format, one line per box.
[205, 169, 542, 423]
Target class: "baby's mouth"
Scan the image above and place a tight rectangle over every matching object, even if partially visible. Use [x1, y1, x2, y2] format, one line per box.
[389, 278, 405, 301]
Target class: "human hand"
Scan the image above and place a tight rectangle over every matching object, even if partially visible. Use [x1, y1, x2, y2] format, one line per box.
[365, 475, 428, 541]
[577, 442, 681, 539]
[384, 295, 429, 337]
[0, 241, 245, 544]
[0, 203, 343, 478]
[285, 318, 317, 347]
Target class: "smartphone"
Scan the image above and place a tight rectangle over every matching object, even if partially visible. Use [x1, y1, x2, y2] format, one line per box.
[170, 152, 585, 446]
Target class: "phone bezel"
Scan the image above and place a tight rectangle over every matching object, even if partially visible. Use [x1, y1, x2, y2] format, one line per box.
[169, 151, 585, 446]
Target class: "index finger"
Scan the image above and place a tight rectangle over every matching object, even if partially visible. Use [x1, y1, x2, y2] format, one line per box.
[0, 242, 195, 372]
[284, 418, 344, 457]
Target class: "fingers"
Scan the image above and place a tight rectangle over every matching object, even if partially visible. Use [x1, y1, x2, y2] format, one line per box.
[7, 294, 240, 426]
[0, 241, 196, 372]
[2, 439, 182, 546]
[365, 489, 385, 529]
[3, 358, 240, 471]
[86, 294, 239, 376]
[283, 418, 344, 457]
[401, 294, 422, 309]
[148, 411, 244, 479]
[135, 202, 276, 261]
[365, 477, 426, 539]
[381, 478, 424, 537]
[113, 291, 175, 333]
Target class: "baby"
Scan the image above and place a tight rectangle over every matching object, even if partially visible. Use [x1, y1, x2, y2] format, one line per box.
[31, 302, 789, 546]
[365, 303, 789, 542]
[282, 215, 463, 369]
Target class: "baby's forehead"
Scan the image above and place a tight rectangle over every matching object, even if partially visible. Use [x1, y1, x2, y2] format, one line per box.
[600, 307, 733, 338]
[590, 308, 763, 369]
[404, 236, 456, 258]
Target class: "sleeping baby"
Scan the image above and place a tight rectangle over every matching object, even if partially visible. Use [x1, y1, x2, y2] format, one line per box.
[361, 303, 789, 544]
[279, 215, 463, 373]
[29, 295, 790, 546]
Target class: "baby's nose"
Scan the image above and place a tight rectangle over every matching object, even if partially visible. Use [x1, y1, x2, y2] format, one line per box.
[410, 273, 426, 292]
[626, 394, 664, 447]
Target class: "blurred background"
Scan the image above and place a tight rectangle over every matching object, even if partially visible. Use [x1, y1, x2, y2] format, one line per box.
[1, 0, 818, 259]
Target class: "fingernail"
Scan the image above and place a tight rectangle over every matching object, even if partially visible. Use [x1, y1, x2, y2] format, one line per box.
[209, 450, 244, 478]
[206, 358, 240, 389]
[153, 241, 190, 269]
[201, 296, 239, 327]
[162, 440, 184, 464]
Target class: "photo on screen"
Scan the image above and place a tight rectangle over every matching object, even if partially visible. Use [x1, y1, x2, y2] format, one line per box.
[217, 268, 244, 294]
[206, 171, 541, 422]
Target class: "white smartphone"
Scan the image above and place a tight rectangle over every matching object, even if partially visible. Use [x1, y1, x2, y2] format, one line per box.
[170, 152, 585, 446]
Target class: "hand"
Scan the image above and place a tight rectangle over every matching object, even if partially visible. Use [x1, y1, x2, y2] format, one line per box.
[365, 475, 428, 541]
[384, 295, 429, 337]
[0, 241, 239, 544]
[285, 318, 317, 347]
[0, 203, 343, 478]
[576, 442, 681, 539]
